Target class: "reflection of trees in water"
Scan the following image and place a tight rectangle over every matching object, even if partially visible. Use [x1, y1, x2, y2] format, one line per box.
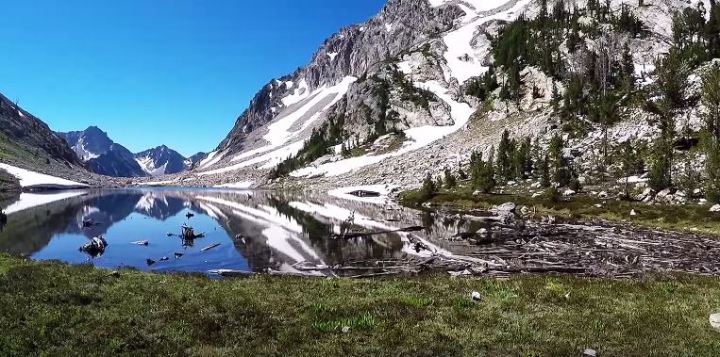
[0, 195, 86, 255]
[0, 189, 413, 270]
[0, 189, 20, 233]
[266, 196, 404, 265]
[0, 210, 7, 233]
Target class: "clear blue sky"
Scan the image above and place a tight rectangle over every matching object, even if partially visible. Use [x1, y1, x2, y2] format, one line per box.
[0, 0, 386, 157]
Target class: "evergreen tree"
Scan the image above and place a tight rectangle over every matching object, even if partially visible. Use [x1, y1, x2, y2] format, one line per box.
[512, 137, 532, 179]
[648, 139, 673, 192]
[620, 43, 635, 94]
[495, 130, 514, 182]
[444, 169, 457, 189]
[702, 64, 720, 140]
[656, 49, 690, 110]
[419, 173, 438, 201]
[548, 134, 570, 186]
[704, 134, 720, 203]
[471, 151, 496, 193]
[540, 154, 551, 187]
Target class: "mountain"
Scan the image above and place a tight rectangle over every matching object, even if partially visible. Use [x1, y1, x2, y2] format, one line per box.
[187, 152, 208, 169]
[58, 127, 147, 178]
[192, 0, 720, 191]
[134, 145, 188, 176]
[0, 93, 83, 168]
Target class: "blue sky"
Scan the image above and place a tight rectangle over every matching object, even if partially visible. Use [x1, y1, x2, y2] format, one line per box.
[0, 0, 386, 156]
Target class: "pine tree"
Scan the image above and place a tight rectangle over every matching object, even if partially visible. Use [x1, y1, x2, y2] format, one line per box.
[648, 139, 673, 192]
[704, 133, 720, 203]
[656, 48, 690, 110]
[540, 155, 551, 188]
[495, 130, 513, 183]
[444, 169, 457, 189]
[419, 173, 438, 201]
[471, 151, 496, 193]
[702, 64, 720, 140]
[620, 43, 635, 94]
[512, 137, 532, 179]
[548, 134, 570, 186]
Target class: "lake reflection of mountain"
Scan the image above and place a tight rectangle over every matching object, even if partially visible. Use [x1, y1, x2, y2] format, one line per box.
[0, 189, 429, 275]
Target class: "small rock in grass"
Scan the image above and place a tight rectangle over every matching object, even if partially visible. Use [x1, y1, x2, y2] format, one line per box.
[710, 313, 720, 330]
[341, 326, 350, 334]
[471, 291, 482, 302]
[710, 204, 720, 213]
[630, 209, 637, 217]
[583, 348, 597, 356]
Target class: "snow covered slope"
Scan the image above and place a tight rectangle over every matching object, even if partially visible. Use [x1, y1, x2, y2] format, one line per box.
[0, 163, 89, 190]
[197, 0, 714, 189]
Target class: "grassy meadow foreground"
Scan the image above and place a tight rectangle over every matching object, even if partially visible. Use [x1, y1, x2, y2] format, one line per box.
[1, 254, 720, 356]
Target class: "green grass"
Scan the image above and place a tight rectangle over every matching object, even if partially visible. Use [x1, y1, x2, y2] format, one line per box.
[400, 186, 720, 235]
[2, 254, 720, 355]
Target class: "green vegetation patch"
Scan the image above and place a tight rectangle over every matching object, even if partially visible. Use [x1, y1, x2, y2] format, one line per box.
[1, 255, 720, 355]
[401, 186, 720, 236]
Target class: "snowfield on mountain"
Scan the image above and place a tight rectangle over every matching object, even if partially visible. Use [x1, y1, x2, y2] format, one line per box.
[182, 0, 716, 194]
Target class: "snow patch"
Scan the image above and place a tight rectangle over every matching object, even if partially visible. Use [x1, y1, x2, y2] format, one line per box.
[327, 52, 338, 61]
[0, 163, 88, 189]
[197, 151, 225, 170]
[3, 191, 86, 215]
[199, 77, 357, 176]
[291, 80, 473, 177]
[441, 0, 532, 84]
[281, 79, 310, 107]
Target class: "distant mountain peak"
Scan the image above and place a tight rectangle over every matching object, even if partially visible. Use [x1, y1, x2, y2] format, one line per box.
[134, 145, 189, 176]
[58, 126, 147, 178]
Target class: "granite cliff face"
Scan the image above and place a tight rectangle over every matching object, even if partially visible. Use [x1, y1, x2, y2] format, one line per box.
[190, 0, 717, 192]
[214, 0, 463, 156]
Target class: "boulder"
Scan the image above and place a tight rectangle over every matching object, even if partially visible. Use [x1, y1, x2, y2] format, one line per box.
[491, 202, 516, 214]
[656, 189, 671, 199]
[710, 204, 720, 213]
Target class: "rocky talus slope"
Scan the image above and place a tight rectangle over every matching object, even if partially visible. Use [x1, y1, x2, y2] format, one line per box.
[167, 0, 718, 196]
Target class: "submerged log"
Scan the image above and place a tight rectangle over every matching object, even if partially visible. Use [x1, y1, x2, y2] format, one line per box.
[201, 243, 221, 252]
[348, 190, 381, 198]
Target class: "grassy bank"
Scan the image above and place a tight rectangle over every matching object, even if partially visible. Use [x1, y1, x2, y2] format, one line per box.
[400, 186, 720, 235]
[1, 255, 720, 355]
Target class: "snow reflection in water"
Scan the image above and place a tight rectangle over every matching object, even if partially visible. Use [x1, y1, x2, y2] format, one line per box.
[0, 188, 436, 276]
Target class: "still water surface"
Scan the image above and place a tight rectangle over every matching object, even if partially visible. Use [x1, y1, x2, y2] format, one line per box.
[0, 188, 441, 276]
